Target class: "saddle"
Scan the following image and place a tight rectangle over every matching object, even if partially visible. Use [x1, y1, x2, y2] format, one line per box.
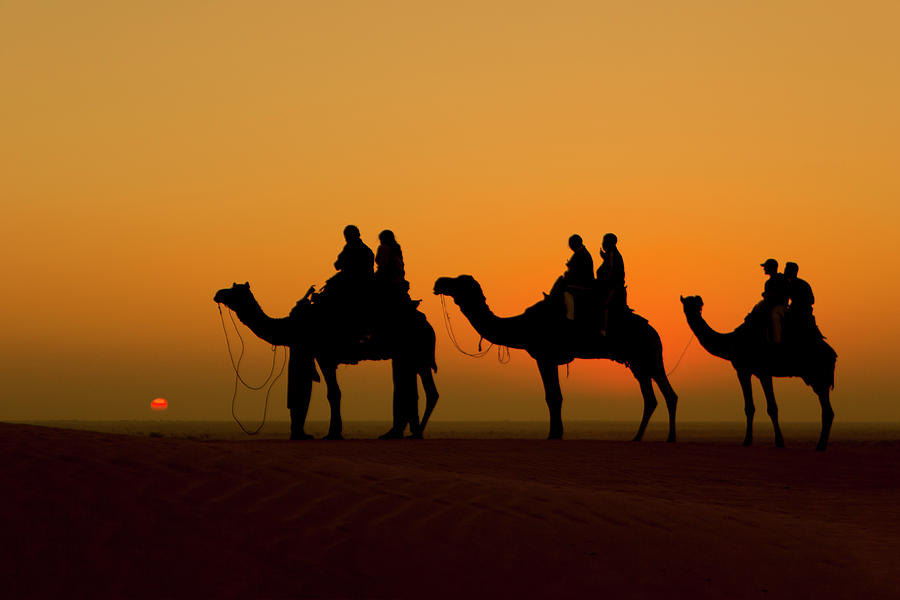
[312, 279, 422, 349]
[744, 303, 824, 348]
[552, 283, 631, 332]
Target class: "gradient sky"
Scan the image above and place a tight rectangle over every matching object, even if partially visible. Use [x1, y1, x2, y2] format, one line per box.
[3, 1, 899, 424]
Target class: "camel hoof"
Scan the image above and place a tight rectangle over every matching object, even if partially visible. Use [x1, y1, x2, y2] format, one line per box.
[775, 440, 785, 448]
[547, 432, 563, 440]
[631, 435, 643, 442]
[289, 433, 314, 441]
[323, 433, 344, 441]
[378, 429, 404, 440]
[666, 436, 676, 443]
[742, 439, 752, 447]
[815, 443, 827, 452]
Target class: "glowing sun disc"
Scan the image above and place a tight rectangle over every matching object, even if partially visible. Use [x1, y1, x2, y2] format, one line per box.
[151, 398, 168, 411]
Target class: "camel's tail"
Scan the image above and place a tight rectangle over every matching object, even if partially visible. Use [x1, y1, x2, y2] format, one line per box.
[827, 346, 837, 390]
[818, 340, 837, 390]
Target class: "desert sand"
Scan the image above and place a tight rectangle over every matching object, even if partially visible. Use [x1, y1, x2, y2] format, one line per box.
[2, 422, 898, 599]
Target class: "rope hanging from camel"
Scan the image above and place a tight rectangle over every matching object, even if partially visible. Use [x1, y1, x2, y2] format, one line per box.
[440, 295, 510, 363]
[666, 333, 694, 377]
[217, 304, 287, 435]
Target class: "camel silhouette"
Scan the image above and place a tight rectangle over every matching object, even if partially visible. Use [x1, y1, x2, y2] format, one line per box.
[680, 295, 837, 451]
[214, 282, 439, 440]
[434, 275, 678, 441]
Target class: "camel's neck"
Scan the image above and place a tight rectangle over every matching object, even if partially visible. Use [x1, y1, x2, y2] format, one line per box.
[230, 293, 270, 327]
[455, 298, 532, 350]
[224, 292, 296, 348]
[685, 310, 735, 361]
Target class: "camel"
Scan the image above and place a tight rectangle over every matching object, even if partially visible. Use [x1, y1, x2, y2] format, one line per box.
[433, 275, 678, 441]
[214, 282, 439, 440]
[680, 295, 837, 451]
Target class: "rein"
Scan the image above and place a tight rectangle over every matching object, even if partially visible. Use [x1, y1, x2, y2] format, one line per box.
[439, 295, 510, 364]
[217, 304, 287, 435]
[666, 333, 694, 377]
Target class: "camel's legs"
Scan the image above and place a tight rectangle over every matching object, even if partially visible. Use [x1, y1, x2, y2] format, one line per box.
[380, 361, 418, 439]
[288, 359, 315, 440]
[653, 371, 678, 443]
[814, 385, 834, 452]
[633, 375, 658, 442]
[418, 368, 439, 434]
[404, 366, 423, 440]
[737, 370, 755, 446]
[758, 375, 785, 448]
[537, 360, 563, 439]
[320, 364, 344, 440]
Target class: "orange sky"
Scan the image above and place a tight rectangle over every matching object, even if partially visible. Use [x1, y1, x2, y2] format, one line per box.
[2, 1, 899, 424]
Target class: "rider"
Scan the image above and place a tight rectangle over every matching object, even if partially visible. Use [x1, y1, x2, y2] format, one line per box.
[557, 234, 594, 320]
[564, 234, 594, 287]
[759, 258, 789, 344]
[375, 229, 411, 308]
[784, 261, 815, 337]
[596, 233, 625, 336]
[321, 225, 375, 340]
[375, 229, 406, 284]
[333, 224, 375, 287]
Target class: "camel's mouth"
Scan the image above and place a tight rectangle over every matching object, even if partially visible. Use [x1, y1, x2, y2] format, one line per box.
[433, 277, 453, 296]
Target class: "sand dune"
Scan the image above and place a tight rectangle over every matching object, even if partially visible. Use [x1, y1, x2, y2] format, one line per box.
[1, 422, 898, 599]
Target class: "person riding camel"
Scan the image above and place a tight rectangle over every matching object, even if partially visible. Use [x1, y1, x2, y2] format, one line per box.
[319, 225, 375, 339]
[333, 224, 375, 288]
[375, 229, 411, 304]
[596, 233, 625, 336]
[784, 261, 816, 338]
[564, 234, 594, 287]
[551, 234, 594, 320]
[757, 258, 789, 344]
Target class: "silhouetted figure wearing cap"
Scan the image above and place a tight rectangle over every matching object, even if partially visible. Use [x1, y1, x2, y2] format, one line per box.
[755, 258, 789, 344]
[596, 233, 626, 336]
[785, 261, 816, 337]
[551, 234, 594, 320]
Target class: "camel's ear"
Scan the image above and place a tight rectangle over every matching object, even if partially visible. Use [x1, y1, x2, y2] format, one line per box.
[680, 295, 684, 303]
[543, 292, 549, 300]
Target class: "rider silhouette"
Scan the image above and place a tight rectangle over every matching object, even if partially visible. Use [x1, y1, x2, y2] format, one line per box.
[759, 258, 789, 344]
[374, 229, 412, 317]
[784, 261, 816, 337]
[596, 233, 625, 336]
[333, 224, 375, 285]
[564, 234, 594, 287]
[554, 234, 594, 320]
[375, 229, 407, 286]
[320, 225, 375, 343]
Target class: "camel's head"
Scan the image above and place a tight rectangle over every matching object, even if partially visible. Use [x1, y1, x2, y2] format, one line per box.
[680, 295, 704, 315]
[214, 282, 251, 309]
[433, 275, 486, 306]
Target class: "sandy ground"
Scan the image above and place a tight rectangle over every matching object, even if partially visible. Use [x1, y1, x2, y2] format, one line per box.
[2, 422, 898, 599]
